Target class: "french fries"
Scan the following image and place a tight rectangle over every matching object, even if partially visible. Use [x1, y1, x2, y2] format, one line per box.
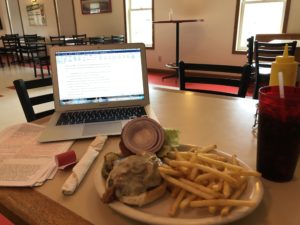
[159, 144, 261, 217]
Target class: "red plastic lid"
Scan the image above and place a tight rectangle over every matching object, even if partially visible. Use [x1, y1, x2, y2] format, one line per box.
[121, 117, 165, 154]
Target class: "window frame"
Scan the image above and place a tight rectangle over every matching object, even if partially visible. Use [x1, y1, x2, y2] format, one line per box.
[232, 0, 291, 54]
[123, 0, 154, 49]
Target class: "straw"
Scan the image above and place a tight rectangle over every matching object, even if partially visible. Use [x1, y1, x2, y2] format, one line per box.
[278, 72, 285, 99]
[278, 71, 287, 122]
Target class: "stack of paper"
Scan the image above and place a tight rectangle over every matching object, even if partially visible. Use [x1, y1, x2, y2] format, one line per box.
[0, 123, 73, 187]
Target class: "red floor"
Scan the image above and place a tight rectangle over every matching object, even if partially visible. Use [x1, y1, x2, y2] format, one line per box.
[7, 65, 253, 97]
[148, 73, 254, 97]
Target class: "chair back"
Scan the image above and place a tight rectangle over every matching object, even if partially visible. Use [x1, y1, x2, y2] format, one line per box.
[72, 34, 87, 45]
[246, 36, 255, 81]
[112, 35, 125, 43]
[18, 34, 39, 64]
[23, 35, 45, 45]
[89, 36, 104, 44]
[255, 40, 297, 67]
[13, 78, 54, 122]
[179, 61, 252, 98]
[23, 34, 39, 45]
[253, 40, 297, 98]
[1, 35, 20, 49]
[0, 47, 5, 67]
[28, 43, 50, 78]
[29, 43, 48, 58]
[5, 34, 19, 38]
[246, 36, 254, 65]
[24, 34, 38, 40]
[1, 35, 21, 64]
[103, 36, 112, 44]
[50, 35, 66, 46]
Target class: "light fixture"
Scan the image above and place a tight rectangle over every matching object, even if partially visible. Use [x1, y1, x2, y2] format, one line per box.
[31, 0, 37, 3]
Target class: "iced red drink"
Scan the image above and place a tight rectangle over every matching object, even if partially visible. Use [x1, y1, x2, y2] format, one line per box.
[257, 86, 300, 182]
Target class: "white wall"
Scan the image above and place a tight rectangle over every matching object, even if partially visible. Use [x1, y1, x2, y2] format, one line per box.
[19, 0, 58, 38]
[73, 0, 125, 37]
[287, 0, 300, 32]
[0, 0, 11, 38]
[149, 0, 241, 68]
[6, 0, 23, 34]
[56, 0, 76, 36]
[0, 0, 299, 67]
[147, 0, 300, 69]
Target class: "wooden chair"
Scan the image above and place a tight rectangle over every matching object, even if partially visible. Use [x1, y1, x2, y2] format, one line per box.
[253, 40, 297, 99]
[13, 78, 54, 122]
[179, 61, 252, 98]
[103, 36, 112, 44]
[28, 43, 51, 78]
[1, 35, 21, 65]
[50, 35, 66, 46]
[89, 36, 104, 45]
[246, 36, 256, 82]
[0, 47, 6, 67]
[112, 35, 125, 43]
[72, 34, 87, 45]
[247, 36, 254, 66]
[20, 34, 39, 63]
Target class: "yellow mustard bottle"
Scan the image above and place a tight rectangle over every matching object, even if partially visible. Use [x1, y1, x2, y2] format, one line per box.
[269, 44, 298, 86]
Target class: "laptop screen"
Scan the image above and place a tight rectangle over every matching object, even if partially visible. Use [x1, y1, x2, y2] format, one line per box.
[55, 48, 144, 106]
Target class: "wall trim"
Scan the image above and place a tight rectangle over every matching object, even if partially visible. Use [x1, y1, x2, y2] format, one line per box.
[53, 0, 60, 35]
[17, 0, 24, 35]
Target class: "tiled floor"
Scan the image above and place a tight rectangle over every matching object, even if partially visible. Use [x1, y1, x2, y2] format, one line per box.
[0, 65, 44, 131]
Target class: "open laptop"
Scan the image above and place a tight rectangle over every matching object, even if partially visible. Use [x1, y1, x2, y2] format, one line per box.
[38, 43, 157, 142]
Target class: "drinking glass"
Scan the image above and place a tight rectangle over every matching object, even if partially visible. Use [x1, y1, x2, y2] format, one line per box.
[256, 86, 300, 182]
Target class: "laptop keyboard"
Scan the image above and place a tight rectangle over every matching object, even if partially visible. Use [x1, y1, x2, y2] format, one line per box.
[56, 106, 147, 126]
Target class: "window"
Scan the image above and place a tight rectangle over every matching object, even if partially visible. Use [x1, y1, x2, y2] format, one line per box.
[124, 0, 154, 48]
[233, 0, 290, 52]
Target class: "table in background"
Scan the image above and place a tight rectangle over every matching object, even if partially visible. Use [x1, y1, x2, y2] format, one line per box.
[1, 87, 300, 225]
[153, 19, 204, 80]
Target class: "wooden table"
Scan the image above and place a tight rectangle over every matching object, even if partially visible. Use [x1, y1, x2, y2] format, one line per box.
[1, 87, 300, 225]
[153, 19, 204, 80]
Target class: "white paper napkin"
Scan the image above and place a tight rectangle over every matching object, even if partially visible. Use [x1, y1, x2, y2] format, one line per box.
[62, 135, 107, 195]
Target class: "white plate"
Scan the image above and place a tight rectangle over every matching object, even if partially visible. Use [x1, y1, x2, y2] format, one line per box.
[94, 145, 263, 225]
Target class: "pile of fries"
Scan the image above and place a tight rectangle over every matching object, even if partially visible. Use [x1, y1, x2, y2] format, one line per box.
[158, 144, 261, 217]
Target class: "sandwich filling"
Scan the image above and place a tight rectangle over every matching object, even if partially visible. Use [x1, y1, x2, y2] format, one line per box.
[106, 153, 162, 199]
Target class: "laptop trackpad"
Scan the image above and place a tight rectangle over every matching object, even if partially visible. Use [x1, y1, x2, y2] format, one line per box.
[82, 121, 122, 136]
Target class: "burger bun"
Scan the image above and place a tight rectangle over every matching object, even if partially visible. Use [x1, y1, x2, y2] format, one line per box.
[119, 182, 167, 207]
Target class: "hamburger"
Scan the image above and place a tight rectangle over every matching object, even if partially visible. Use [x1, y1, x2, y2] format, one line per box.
[102, 153, 166, 206]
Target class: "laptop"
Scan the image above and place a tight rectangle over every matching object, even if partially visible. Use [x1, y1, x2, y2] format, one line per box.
[38, 43, 157, 142]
